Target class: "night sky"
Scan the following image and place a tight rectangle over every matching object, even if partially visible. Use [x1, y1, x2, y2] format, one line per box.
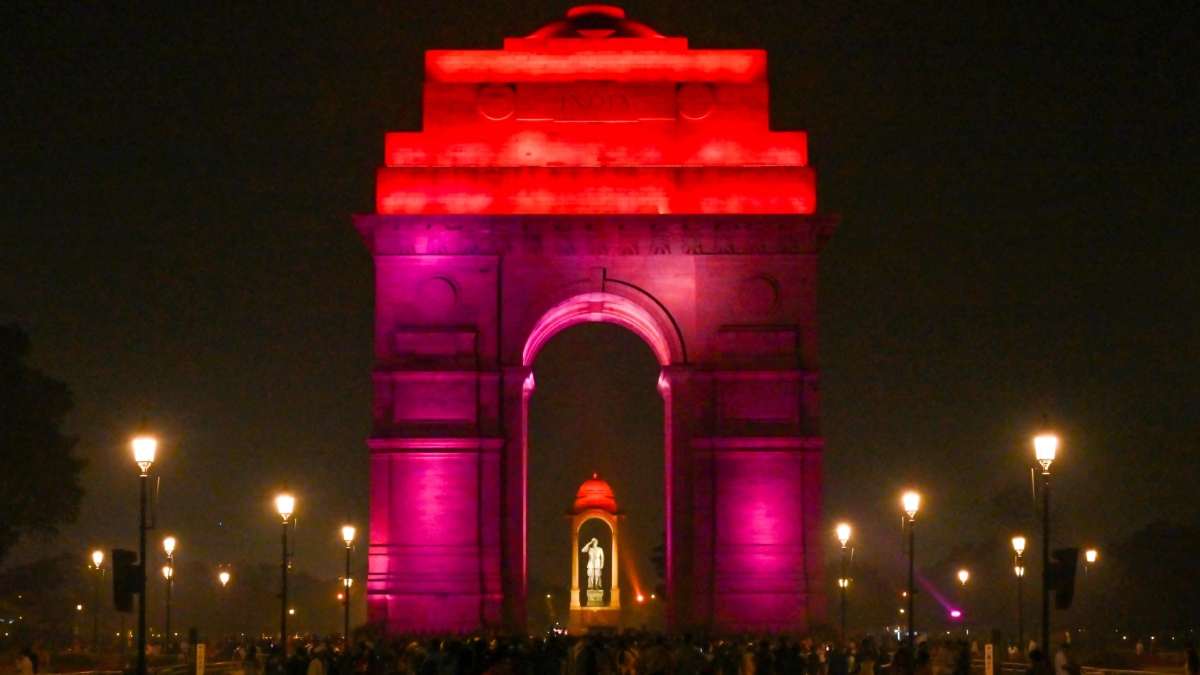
[2, 1, 1198, 629]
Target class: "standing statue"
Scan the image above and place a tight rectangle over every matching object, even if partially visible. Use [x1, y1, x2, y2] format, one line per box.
[582, 538, 605, 590]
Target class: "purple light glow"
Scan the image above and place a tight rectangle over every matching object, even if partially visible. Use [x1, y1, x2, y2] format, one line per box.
[950, 610, 962, 618]
[915, 573, 957, 613]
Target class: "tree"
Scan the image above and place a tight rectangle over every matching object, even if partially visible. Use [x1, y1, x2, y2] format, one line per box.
[0, 324, 85, 564]
[0, 552, 90, 651]
[1089, 520, 1200, 636]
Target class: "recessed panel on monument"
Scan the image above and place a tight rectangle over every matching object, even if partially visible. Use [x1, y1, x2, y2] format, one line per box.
[356, 5, 836, 634]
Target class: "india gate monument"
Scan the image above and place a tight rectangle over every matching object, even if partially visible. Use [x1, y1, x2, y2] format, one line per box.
[355, 5, 836, 633]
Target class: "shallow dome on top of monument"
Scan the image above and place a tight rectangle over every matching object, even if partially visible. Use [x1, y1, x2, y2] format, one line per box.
[527, 6, 665, 39]
[574, 473, 618, 513]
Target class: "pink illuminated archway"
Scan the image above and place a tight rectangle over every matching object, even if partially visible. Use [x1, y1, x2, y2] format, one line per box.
[521, 290, 680, 625]
[522, 292, 680, 367]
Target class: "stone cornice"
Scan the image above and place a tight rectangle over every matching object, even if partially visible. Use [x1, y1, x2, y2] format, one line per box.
[355, 213, 838, 257]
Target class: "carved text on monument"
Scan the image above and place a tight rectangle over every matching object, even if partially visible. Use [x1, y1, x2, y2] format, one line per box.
[517, 83, 675, 122]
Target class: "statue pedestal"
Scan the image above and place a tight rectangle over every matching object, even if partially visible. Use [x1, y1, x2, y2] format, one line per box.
[586, 590, 604, 607]
[568, 605, 621, 634]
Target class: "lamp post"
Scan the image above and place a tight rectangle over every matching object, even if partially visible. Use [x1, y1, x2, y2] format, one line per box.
[219, 570, 231, 587]
[1013, 536, 1026, 651]
[1084, 548, 1097, 574]
[91, 550, 105, 652]
[341, 525, 355, 651]
[276, 494, 294, 653]
[836, 523, 852, 642]
[162, 537, 175, 650]
[1034, 432, 1058, 651]
[161, 566, 173, 647]
[957, 569, 969, 633]
[902, 491, 920, 674]
[132, 434, 157, 675]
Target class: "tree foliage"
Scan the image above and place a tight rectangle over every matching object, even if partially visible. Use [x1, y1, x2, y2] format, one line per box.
[0, 324, 85, 563]
[0, 551, 89, 650]
[1095, 520, 1200, 635]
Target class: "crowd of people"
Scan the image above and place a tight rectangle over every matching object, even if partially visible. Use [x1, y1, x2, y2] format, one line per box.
[232, 632, 986, 675]
[15, 630, 1194, 675]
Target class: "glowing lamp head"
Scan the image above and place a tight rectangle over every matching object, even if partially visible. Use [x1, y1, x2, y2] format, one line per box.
[836, 523, 851, 547]
[1085, 549, 1098, 564]
[1015, 565, 1025, 577]
[132, 436, 157, 473]
[902, 491, 920, 518]
[958, 569, 969, 584]
[163, 536, 176, 555]
[276, 494, 295, 521]
[951, 610, 962, 618]
[1012, 536, 1026, 556]
[637, 594, 645, 603]
[162, 565, 173, 579]
[1034, 433, 1059, 470]
[343, 577, 352, 588]
[219, 571, 230, 586]
[342, 525, 356, 547]
[838, 578, 850, 588]
[92, 550, 104, 567]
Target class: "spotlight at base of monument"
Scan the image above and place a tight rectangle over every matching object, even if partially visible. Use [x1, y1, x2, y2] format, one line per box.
[951, 610, 962, 618]
[637, 594, 644, 603]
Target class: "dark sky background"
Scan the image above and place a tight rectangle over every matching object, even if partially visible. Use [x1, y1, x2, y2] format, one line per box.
[2, 1, 1198, 630]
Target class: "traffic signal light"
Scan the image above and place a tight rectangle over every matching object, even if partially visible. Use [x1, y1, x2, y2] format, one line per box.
[112, 548, 140, 613]
[1051, 547, 1079, 609]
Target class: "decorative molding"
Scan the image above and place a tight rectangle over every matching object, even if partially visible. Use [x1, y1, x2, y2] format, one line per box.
[356, 214, 838, 257]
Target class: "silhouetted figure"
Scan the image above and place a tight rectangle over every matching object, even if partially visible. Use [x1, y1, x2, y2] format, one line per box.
[1027, 649, 1053, 675]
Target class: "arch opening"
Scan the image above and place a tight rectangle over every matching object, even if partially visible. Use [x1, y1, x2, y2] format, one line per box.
[525, 321, 666, 632]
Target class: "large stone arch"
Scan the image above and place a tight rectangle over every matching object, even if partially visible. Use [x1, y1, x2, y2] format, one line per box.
[521, 287, 685, 367]
[353, 6, 837, 635]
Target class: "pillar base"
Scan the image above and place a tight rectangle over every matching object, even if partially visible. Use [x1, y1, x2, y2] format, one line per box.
[568, 606, 621, 634]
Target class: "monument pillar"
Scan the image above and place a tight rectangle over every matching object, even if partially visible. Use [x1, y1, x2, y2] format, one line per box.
[500, 365, 534, 633]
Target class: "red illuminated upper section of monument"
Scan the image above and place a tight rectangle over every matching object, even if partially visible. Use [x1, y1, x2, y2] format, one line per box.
[376, 5, 816, 215]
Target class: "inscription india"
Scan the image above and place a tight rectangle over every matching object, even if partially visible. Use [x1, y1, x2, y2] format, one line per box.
[516, 83, 676, 122]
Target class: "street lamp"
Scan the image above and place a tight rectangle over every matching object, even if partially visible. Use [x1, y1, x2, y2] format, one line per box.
[1013, 536, 1027, 651]
[162, 537, 175, 649]
[341, 525, 355, 650]
[131, 434, 157, 675]
[1085, 548, 1098, 573]
[91, 550, 105, 652]
[219, 571, 231, 587]
[1033, 432, 1058, 651]
[836, 523, 852, 641]
[276, 493, 294, 653]
[902, 491, 920, 674]
[1015, 565, 1026, 651]
[957, 569, 970, 632]
[161, 565, 172, 647]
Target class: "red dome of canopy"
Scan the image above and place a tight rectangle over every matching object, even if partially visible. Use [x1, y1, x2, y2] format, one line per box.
[574, 473, 618, 512]
[528, 5, 665, 39]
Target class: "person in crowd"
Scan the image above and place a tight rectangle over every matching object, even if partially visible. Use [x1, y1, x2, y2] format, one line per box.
[829, 643, 851, 675]
[1026, 649, 1053, 675]
[15, 648, 35, 675]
